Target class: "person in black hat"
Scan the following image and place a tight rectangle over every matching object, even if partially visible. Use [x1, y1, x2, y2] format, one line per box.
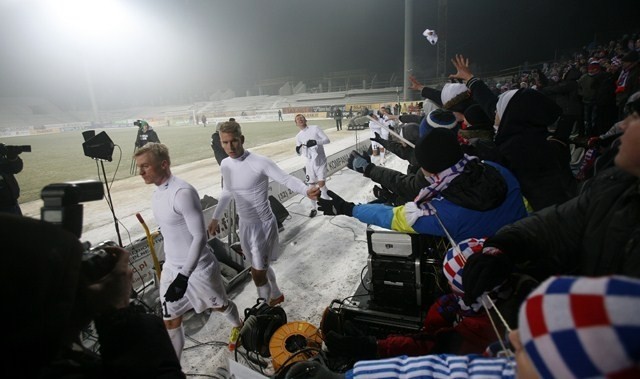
[319, 128, 527, 242]
[616, 50, 640, 119]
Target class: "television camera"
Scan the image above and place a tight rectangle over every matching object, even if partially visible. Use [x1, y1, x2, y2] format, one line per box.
[0, 143, 31, 158]
[41, 180, 117, 282]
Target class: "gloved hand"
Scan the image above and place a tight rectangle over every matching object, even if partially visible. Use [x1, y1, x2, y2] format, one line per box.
[373, 185, 393, 202]
[318, 190, 355, 217]
[461, 250, 513, 306]
[306, 139, 317, 147]
[325, 331, 377, 359]
[347, 150, 371, 173]
[164, 273, 189, 302]
[370, 132, 384, 144]
[295, 145, 302, 155]
[587, 137, 600, 149]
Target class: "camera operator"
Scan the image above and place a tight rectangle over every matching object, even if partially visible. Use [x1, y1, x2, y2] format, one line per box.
[0, 143, 26, 215]
[134, 120, 160, 148]
[2, 213, 185, 378]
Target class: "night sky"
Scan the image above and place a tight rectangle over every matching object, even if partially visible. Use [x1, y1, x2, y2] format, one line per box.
[0, 0, 638, 109]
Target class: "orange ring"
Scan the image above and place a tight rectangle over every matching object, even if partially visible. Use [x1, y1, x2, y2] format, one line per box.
[269, 321, 323, 370]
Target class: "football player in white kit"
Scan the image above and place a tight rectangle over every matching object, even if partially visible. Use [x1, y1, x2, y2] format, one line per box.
[369, 112, 390, 165]
[294, 114, 331, 217]
[208, 121, 319, 308]
[134, 143, 244, 356]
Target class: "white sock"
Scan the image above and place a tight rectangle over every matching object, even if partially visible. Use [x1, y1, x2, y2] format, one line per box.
[222, 301, 243, 327]
[320, 186, 330, 200]
[372, 155, 380, 165]
[380, 151, 386, 162]
[310, 198, 317, 210]
[257, 283, 271, 301]
[267, 266, 283, 299]
[167, 324, 185, 359]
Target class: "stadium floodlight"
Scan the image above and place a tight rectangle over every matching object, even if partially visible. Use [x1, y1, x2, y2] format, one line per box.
[42, 0, 137, 45]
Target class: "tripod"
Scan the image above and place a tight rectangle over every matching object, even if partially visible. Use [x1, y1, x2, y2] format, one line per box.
[95, 158, 123, 247]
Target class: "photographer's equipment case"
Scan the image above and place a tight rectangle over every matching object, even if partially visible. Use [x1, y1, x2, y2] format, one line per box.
[366, 225, 450, 310]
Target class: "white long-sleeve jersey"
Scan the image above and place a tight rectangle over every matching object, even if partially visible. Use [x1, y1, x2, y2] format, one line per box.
[152, 175, 213, 277]
[212, 151, 308, 224]
[295, 125, 330, 164]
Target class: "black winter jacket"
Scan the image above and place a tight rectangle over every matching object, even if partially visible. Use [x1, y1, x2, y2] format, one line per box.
[485, 167, 640, 279]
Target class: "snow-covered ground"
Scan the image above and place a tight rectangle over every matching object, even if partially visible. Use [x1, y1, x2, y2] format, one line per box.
[20, 127, 408, 377]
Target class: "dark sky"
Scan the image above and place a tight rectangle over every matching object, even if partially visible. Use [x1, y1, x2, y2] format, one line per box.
[0, 0, 638, 109]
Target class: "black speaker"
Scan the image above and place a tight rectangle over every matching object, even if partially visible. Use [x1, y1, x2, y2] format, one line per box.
[82, 131, 114, 161]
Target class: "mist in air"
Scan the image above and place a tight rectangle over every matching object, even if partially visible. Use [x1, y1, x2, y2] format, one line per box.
[0, 0, 637, 110]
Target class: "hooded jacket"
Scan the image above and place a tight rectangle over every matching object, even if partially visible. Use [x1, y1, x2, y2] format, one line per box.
[467, 77, 577, 210]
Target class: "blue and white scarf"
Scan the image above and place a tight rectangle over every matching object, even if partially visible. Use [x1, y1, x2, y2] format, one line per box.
[404, 154, 478, 226]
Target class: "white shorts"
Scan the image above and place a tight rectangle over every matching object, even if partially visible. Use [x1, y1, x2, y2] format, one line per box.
[305, 160, 327, 184]
[160, 258, 229, 321]
[239, 217, 280, 270]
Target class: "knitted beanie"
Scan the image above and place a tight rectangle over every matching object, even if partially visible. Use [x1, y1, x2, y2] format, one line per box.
[518, 276, 640, 379]
[440, 83, 468, 105]
[414, 128, 463, 173]
[426, 109, 457, 129]
[443, 238, 486, 294]
[463, 104, 493, 130]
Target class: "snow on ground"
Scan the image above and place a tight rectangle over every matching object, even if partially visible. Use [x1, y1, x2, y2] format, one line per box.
[20, 126, 408, 377]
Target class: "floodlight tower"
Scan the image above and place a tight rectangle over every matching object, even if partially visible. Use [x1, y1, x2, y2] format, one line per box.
[435, 0, 448, 78]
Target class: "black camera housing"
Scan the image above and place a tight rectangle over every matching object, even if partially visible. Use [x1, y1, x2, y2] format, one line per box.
[41, 180, 117, 282]
[0, 143, 31, 157]
[133, 120, 143, 127]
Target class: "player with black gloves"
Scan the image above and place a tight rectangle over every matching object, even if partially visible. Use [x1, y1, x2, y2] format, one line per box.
[134, 142, 243, 356]
[294, 114, 331, 217]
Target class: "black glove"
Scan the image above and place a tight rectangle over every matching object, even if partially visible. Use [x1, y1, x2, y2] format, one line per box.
[462, 252, 513, 306]
[373, 185, 393, 202]
[347, 150, 371, 173]
[318, 190, 355, 217]
[295, 145, 301, 155]
[325, 331, 377, 359]
[370, 132, 384, 144]
[164, 273, 189, 302]
[306, 139, 317, 147]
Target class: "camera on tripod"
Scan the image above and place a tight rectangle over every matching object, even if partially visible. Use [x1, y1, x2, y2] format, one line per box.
[0, 143, 31, 157]
[41, 180, 117, 282]
[133, 120, 148, 128]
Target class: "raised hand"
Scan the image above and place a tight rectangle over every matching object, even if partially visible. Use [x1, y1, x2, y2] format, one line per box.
[347, 150, 371, 173]
[409, 75, 425, 91]
[449, 54, 474, 82]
